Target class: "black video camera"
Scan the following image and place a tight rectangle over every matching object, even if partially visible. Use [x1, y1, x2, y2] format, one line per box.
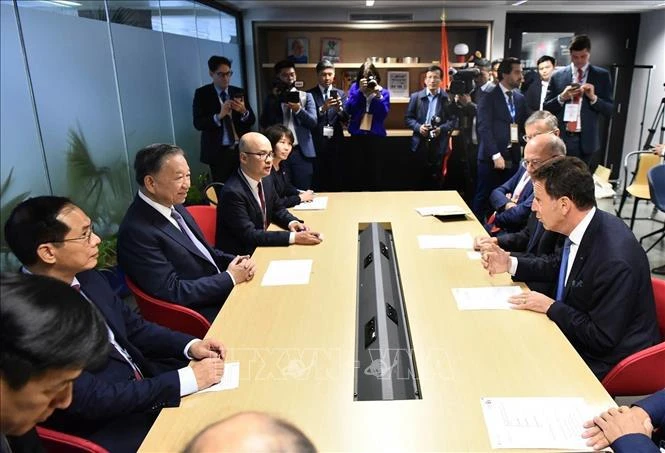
[449, 68, 480, 95]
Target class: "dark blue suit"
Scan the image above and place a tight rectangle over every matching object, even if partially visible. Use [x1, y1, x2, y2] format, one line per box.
[488, 165, 533, 233]
[215, 170, 301, 256]
[544, 65, 613, 165]
[472, 84, 526, 220]
[611, 390, 665, 453]
[515, 209, 661, 379]
[525, 80, 552, 116]
[405, 88, 456, 189]
[117, 195, 236, 323]
[43, 270, 194, 453]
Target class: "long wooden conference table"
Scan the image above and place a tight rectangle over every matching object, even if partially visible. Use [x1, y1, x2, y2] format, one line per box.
[140, 191, 616, 452]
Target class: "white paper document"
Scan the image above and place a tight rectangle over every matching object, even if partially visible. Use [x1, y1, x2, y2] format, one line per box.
[417, 233, 474, 250]
[415, 205, 467, 216]
[292, 196, 328, 210]
[451, 286, 523, 310]
[197, 362, 240, 393]
[480, 397, 595, 450]
[261, 259, 313, 286]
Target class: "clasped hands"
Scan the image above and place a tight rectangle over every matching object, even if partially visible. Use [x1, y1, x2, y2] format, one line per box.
[188, 338, 226, 390]
[582, 405, 653, 450]
[289, 222, 323, 245]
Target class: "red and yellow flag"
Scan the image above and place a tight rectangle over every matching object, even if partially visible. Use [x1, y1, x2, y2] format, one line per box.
[440, 11, 450, 90]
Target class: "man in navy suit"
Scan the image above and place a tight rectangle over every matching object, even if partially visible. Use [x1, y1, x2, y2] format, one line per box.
[117, 144, 256, 323]
[193, 55, 256, 183]
[4, 196, 227, 452]
[482, 157, 660, 379]
[405, 65, 457, 190]
[307, 59, 348, 192]
[525, 55, 555, 116]
[215, 132, 322, 256]
[583, 389, 665, 452]
[472, 57, 527, 222]
[260, 60, 318, 190]
[485, 111, 563, 233]
[544, 35, 613, 171]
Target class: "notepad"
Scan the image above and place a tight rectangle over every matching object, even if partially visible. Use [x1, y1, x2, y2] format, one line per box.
[415, 205, 467, 216]
[197, 362, 240, 393]
[417, 233, 474, 249]
[451, 286, 523, 310]
[292, 196, 328, 210]
[261, 259, 313, 286]
[481, 397, 595, 450]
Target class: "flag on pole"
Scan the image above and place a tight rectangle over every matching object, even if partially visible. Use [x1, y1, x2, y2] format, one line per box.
[440, 10, 450, 90]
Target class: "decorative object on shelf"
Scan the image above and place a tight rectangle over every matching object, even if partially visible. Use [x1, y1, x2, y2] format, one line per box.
[454, 43, 469, 63]
[385, 57, 399, 63]
[321, 37, 342, 63]
[402, 57, 420, 64]
[342, 70, 358, 92]
[387, 71, 410, 98]
[287, 37, 309, 63]
[369, 56, 384, 64]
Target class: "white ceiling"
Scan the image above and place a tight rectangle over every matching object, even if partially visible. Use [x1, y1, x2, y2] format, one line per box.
[218, 0, 665, 13]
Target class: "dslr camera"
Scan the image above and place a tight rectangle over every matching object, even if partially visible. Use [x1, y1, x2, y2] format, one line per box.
[427, 116, 442, 140]
[366, 75, 378, 90]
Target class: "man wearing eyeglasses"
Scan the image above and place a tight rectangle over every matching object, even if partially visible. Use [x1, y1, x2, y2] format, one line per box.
[216, 132, 322, 256]
[193, 55, 256, 184]
[4, 196, 228, 452]
[484, 111, 561, 234]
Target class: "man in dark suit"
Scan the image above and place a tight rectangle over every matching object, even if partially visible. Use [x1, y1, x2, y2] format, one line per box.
[482, 157, 660, 379]
[405, 65, 457, 190]
[485, 111, 562, 234]
[525, 55, 555, 115]
[117, 144, 256, 323]
[216, 132, 322, 256]
[544, 35, 613, 171]
[260, 60, 318, 190]
[4, 196, 227, 452]
[583, 389, 665, 452]
[307, 59, 348, 192]
[193, 55, 256, 184]
[472, 57, 527, 222]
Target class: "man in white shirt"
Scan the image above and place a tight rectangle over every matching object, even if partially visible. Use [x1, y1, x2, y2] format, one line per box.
[525, 55, 555, 115]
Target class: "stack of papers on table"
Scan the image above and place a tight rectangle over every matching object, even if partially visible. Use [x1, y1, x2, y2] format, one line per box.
[451, 286, 523, 310]
[293, 196, 328, 210]
[415, 205, 467, 216]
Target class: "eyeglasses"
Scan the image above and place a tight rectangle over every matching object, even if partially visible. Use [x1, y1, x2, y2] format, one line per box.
[522, 129, 556, 142]
[215, 71, 233, 78]
[242, 151, 275, 162]
[51, 226, 95, 244]
[521, 155, 556, 169]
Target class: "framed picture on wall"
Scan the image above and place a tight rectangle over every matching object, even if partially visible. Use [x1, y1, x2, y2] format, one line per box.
[321, 37, 342, 63]
[387, 71, 410, 98]
[287, 37, 309, 63]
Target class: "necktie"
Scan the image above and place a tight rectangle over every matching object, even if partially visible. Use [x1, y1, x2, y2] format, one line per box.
[219, 91, 238, 146]
[257, 181, 268, 230]
[72, 284, 143, 380]
[566, 68, 584, 132]
[171, 208, 220, 272]
[555, 238, 573, 303]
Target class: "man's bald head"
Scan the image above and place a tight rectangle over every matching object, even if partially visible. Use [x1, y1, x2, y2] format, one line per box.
[183, 411, 316, 453]
[523, 133, 566, 176]
[238, 132, 274, 180]
[239, 132, 271, 155]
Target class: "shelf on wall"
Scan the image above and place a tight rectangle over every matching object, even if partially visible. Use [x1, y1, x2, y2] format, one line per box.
[261, 62, 469, 69]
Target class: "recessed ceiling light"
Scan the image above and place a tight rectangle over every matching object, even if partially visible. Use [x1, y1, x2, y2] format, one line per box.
[366, 0, 375, 6]
[512, 0, 529, 5]
[40, 0, 82, 6]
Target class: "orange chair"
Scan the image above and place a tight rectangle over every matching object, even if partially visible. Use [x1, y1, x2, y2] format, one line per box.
[600, 277, 665, 396]
[185, 205, 217, 246]
[36, 426, 109, 453]
[125, 277, 210, 338]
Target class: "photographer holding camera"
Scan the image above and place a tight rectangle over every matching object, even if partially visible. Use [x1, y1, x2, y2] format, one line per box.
[344, 59, 391, 191]
[259, 59, 317, 190]
[405, 65, 457, 190]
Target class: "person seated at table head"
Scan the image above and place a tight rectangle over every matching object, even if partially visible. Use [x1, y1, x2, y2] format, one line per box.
[481, 156, 660, 379]
[5, 196, 227, 451]
[581, 389, 664, 452]
[1, 272, 108, 452]
[215, 132, 322, 256]
[117, 143, 256, 323]
[264, 124, 314, 208]
[483, 110, 562, 234]
[183, 411, 317, 453]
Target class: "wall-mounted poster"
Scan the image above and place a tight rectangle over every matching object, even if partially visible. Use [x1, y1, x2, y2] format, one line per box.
[287, 37, 309, 63]
[321, 37, 342, 63]
[387, 71, 410, 98]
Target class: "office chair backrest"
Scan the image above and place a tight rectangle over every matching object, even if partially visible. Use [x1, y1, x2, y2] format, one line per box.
[185, 205, 217, 246]
[632, 152, 661, 188]
[36, 426, 109, 453]
[648, 164, 665, 212]
[652, 277, 665, 340]
[125, 276, 210, 338]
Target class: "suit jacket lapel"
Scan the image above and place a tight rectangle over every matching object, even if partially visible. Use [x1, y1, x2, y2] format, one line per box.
[563, 211, 599, 299]
[237, 170, 264, 223]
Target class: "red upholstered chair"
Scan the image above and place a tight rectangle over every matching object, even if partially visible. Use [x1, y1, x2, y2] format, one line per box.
[600, 277, 665, 396]
[185, 205, 217, 246]
[125, 277, 210, 338]
[36, 426, 108, 453]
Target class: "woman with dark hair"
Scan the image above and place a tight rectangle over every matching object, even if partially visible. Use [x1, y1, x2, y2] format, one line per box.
[344, 59, 391, 191]
[264, 124, 314, 207]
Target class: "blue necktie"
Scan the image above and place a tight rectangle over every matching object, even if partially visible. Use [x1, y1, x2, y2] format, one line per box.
[220, 91, 233, 146]
[555, 238, 572, 303]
